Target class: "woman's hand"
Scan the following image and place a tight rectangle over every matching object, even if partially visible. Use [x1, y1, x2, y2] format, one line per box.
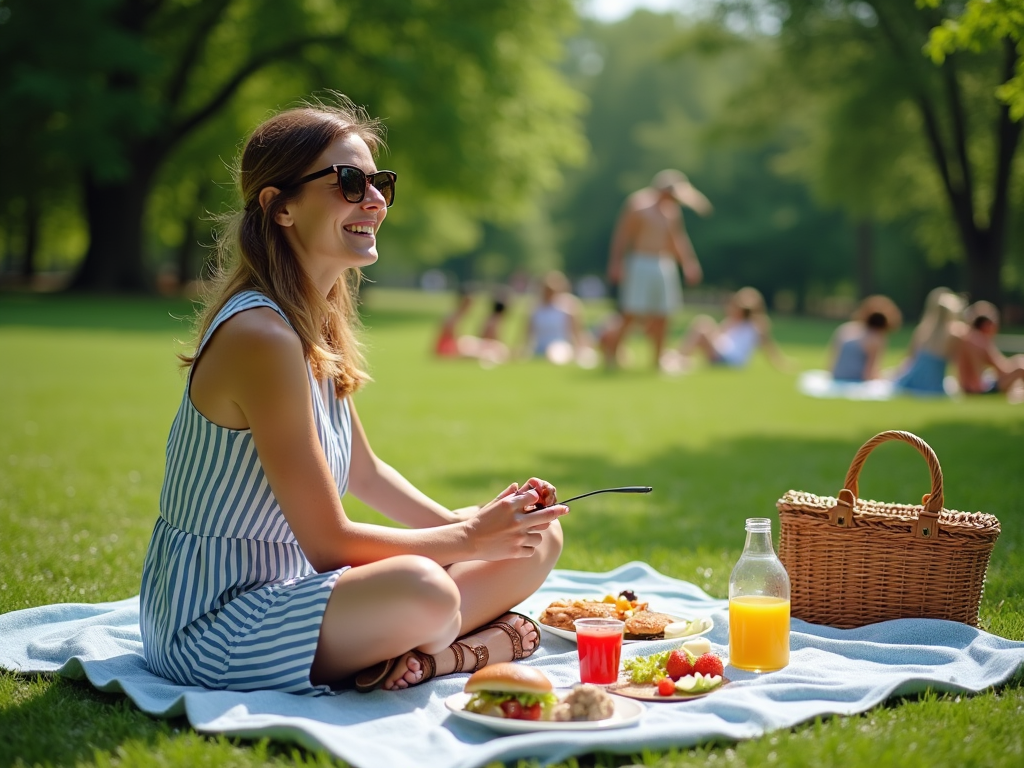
[463, 482, 568, 562]
[447, 505, 481, 522]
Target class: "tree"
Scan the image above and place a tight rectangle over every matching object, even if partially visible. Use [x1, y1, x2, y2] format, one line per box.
[727, 0, 1024, 305]
[923, 0, 1024, 120]
[555, 12, 873, 309]
[0, 0, 584, 292]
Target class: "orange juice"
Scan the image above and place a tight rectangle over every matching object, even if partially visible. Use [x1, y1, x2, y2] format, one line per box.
[729, 595, 790, 672]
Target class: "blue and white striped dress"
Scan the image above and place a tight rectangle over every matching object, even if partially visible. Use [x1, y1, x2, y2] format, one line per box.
[140, 291, 352, 695]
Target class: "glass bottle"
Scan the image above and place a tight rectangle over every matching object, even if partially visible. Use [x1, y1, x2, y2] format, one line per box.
[728, 517, 790, 672]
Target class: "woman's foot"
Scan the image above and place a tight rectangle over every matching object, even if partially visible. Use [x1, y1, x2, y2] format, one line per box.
[381, 612, 540, 691]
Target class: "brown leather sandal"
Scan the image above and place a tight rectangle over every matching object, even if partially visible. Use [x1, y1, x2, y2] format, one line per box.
[354, 649, 437, 693]
[449, 612, 542, 674]
[482, 612, 542, 661]
[450, 638, 489, 673]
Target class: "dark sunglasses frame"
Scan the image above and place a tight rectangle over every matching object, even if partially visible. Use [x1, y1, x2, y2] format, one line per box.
[290, 164, 397, 207]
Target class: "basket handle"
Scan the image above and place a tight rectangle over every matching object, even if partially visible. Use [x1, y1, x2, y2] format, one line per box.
[831, 430, 944, 539]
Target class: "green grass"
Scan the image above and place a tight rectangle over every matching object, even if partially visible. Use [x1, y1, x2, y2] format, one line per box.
[1, 288, 1022, 768]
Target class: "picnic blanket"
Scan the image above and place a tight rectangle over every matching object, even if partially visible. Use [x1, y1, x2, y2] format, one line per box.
[3, 561, 1024, 768]
[797, 370, 895, 400]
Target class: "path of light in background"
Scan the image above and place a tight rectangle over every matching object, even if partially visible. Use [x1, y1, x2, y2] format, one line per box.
[580, 0, 695, 22]
[579, 0, 783, 34]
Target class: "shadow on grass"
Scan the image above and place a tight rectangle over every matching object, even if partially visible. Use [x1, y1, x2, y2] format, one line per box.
[444, 419, 1023, 573]
[0, 291, 438, 335]
[0, 673, 180, 768]
[0, 293, 195, 334]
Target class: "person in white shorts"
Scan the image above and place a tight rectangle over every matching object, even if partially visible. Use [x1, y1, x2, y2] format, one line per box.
[605, 169, 711, 369]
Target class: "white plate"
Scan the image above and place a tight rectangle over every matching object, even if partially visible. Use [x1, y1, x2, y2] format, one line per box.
[445, 690, 645, 733]
[537, 615, 714, 645]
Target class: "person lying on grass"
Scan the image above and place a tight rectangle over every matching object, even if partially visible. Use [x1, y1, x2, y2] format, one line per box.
[140, 93, 567, 695]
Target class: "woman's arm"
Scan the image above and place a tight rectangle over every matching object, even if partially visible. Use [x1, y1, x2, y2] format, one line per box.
[215, 310, 566, 572]
[757, 317, 793, 372]
[669, 219, 702, 286]
[862, 334, 885, 380]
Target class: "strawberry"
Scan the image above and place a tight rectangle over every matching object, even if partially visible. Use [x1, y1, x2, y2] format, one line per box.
[657, 677, 677, 696]
[665, 649, 694, 681]
[692, 652, 724, 678]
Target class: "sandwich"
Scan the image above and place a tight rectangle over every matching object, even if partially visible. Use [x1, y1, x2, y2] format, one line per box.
[463, 663, 559, 721]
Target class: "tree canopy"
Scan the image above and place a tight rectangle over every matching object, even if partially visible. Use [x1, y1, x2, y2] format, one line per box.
[0, 0, 586, 291]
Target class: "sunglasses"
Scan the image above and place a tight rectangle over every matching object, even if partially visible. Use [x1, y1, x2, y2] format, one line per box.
[290, 164, 397, 207]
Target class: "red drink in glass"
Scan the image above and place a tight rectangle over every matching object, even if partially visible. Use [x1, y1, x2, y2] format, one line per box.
[574, 618, 624, 684]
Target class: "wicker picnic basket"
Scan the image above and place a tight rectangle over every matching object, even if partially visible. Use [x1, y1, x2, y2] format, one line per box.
[776, 430, 1000, 629]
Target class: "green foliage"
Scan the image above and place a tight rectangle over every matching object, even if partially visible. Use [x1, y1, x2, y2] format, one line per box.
[717, 0, 1024, 303]
[1, 290, 1023, 766]
[922, 0, 1024, 120]
[0, 0, 587, 285]
[552, 11, 944, 309]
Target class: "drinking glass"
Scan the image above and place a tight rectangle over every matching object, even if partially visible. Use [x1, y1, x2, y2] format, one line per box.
[574, 617, 624, 684]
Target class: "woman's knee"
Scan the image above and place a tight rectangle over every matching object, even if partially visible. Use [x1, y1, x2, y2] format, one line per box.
[366, 555, 460, 619]
[537, 519, 564, 568]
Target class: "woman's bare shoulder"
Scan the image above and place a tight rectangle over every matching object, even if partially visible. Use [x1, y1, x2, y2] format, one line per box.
[203, 306, 304, 375]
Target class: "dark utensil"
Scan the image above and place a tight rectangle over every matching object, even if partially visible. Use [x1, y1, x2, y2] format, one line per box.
[532, 486, 652, 511]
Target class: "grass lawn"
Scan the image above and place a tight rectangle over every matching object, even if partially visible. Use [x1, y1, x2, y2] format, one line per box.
[1, 288, 1022, 768]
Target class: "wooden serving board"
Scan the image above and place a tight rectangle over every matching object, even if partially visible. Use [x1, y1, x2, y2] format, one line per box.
[607, 677, 730, 702]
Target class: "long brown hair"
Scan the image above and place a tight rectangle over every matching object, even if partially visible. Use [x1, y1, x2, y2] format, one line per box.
[182, 94, 384, 397]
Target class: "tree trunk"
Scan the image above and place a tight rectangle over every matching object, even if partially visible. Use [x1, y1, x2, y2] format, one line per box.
[854, 220, 873, 298]
[964, 232, 1002, 306]
[21, 196, 40, 281]
[70, 165, 157, 293]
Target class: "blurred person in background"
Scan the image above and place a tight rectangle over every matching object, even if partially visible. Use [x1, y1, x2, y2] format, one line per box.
[604, 169, 712, 371]
[828, 295, 902, 383]
[434, 285, 473, 357]
[520, 271, 596, 366]
[665, 287, 791, 373]
[956, 301, 1024, 402]
[456, 290, 512, 366]
[895, 290, 965, 396]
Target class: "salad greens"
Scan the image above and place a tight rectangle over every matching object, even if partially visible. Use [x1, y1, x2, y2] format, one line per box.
[622, 649, 672, 683]
[465, 690, 559, 713]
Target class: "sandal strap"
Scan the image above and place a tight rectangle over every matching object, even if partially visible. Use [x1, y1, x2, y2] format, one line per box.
[486, 619, 525, 661]
[449, 641, 465, 674]
[455, 640, 489, 672]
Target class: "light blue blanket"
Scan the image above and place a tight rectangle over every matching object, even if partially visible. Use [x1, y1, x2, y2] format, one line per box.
[3, 562, 1023, 768]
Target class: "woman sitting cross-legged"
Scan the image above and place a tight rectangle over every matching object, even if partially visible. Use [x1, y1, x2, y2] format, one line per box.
[139, 94, 567, 695]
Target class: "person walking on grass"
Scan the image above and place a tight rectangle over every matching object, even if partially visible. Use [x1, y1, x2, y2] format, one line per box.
[139, 94, 568, 696]
[604, 169, 712, 371]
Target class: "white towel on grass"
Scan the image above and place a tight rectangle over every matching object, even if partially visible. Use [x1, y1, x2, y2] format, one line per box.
[3, 562, 1023, 768]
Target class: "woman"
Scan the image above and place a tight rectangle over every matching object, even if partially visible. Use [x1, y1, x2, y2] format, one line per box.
[829, 295, 902, 382]
[895, 292, 964, 396]
[670, 287, 790, 372]
[522, 271, 591, 365]
[139, 95, 567, 695]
